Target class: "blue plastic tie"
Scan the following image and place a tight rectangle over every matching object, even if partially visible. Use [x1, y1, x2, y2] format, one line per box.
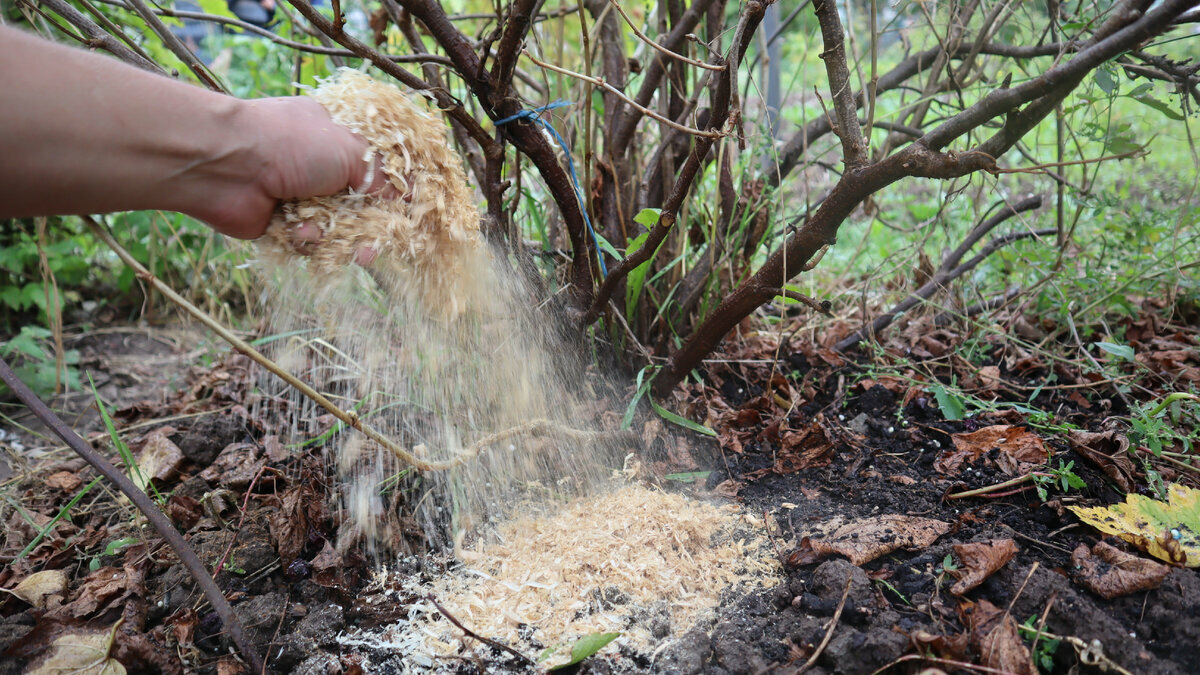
[495, 100, 607, 277]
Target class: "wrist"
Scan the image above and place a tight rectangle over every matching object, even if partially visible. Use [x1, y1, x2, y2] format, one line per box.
[162, 95, 273, 238]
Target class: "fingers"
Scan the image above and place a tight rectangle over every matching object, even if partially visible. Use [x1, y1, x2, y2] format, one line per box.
[288, 221, 377, 267]
[355, 153, 403, 201]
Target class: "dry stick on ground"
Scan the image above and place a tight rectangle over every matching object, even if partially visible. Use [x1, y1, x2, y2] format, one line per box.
[426, 595, 534, 665]
[797, 576, 853, 673]
[0, 357, 264, 673]
[653, 0, 1197, 396]
[834, 194, 1045, 352]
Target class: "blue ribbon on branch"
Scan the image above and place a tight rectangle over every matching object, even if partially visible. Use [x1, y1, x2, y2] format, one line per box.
[495, 100, 607, 277]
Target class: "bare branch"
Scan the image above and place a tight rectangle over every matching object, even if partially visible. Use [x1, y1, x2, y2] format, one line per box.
[812, 0, 868, 168]
[835, 195, 1045, 351]
[34, 0, 162, 73]
[123, 0, 227, 92]
[608, 0, 724, 71]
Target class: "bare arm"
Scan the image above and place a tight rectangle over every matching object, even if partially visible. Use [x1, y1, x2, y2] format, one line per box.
[0, 25, 379, 239]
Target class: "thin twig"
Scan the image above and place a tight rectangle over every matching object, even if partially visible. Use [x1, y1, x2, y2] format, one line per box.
[426, 595, 534, 665]
[90, 0, 455, 65]
[797, 576, 852, 673]
[522, 49, 723, 138]
[122, 0, 227, 92]
[608, 0, 724, 71]
[0, 356, 263, 673]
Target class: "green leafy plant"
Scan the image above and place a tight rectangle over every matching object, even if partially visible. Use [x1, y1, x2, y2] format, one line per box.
[0, 325, 80, 397]
[1032, 460, 1087, 501]
[1021, 615, 1061, 672]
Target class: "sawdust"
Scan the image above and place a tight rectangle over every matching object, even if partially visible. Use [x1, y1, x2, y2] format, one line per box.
[411, 483, 779, 657]
[259, 69, 482, 315]
[251, 71, 621, 551]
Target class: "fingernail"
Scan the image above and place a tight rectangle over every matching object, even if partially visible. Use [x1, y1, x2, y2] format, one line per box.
[354, 247, 379, 266]
[292, 222, 322, 241]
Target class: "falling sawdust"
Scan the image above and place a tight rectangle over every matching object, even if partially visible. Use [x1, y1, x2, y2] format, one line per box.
[253, 72, 779, 665]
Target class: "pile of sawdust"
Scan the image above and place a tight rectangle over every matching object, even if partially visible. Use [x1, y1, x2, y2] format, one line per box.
[259, 69, 482, 314]
[408, 482, 779, 658]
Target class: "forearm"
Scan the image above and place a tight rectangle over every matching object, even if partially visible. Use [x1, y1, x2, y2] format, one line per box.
[0, 26, 373, 239]
[0, 26, 254, 220]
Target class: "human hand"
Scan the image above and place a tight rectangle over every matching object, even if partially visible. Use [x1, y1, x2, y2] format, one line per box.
[175, 97, 392, 241]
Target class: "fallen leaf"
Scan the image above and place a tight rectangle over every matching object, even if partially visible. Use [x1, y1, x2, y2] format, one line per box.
[949, 539, 1018, 596]
[791, 515, 951, 566]
[1068, 483, 1200, 566]
[910, 629, 970, 661]
[134, 428, 184, 490]
[46, 472, 83, 492]
[935, 425, 1048, 476]
[49, 567, 128, 620]
[963, 599, 1036, 675]
[27, 623, 125, 675]
[1068, 430, 1136, 493]
[166, 495, 204, 532]
[1071, 541, 1169, 599]
[10, 570, 68, 609]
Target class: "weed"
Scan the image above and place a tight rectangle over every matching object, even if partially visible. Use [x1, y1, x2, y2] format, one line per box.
[1032, 460, 1087, 501]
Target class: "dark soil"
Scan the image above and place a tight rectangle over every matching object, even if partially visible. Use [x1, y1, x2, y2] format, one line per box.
[1, 303, 1198, 674]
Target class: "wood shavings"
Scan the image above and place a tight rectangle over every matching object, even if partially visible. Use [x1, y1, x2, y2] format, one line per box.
[259, 69, 482, 312]
[418, 483, 779, 656]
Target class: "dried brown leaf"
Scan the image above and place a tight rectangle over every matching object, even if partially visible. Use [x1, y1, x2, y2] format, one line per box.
[46, 471, 83, 492]
[964, 599, 1036, 675]
[935, 425, 1048, 476]
[1068, 430, 1137, 493]
[10, 570, 68, 609]
[949, 539, 1018, 596]
[1071, 541, 1169, 599]
[805, 515, 951, 566]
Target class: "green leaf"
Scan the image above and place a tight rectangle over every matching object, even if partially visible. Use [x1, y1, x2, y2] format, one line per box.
[621, 367, 651, 430]
[650, 398, 717, 437]
[1095, 341, 1135, 361]
[664, 471, 712, 483]
[1094, 67, 1116, 96]
[624, 232, 653, 321]
[1130, 92, 1185, 121]
[633, 208, 662, 230]
[930, 383, 966, 421]
[546, 632, 620, 670]
[593, 232, 622, 261]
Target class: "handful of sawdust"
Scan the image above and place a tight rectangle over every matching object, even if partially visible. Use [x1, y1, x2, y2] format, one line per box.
[259, 70, 481, 303]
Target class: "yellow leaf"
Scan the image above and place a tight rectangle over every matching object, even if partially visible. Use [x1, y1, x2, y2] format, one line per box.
[1068, 483, 1200, 567]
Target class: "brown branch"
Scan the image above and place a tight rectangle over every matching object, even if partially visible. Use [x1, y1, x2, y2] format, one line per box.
[27, 0, 155, 72]
[284, 0, 497, 154]
[122, 0, 227, 92]
[35, 0, 162, 72]
[813, 0, 868, 168]
[0, 357, 263, 673]
[608, 0, 724, 71]
[655, 0, 1196, 396]
[491, 0, 536, 105]
[399, 0, 599, 304]
[582, 0, 767, 325]
[610, 0, 717, 151]
[92, 0, 454, 65]
[834, 195, 1045, 351]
